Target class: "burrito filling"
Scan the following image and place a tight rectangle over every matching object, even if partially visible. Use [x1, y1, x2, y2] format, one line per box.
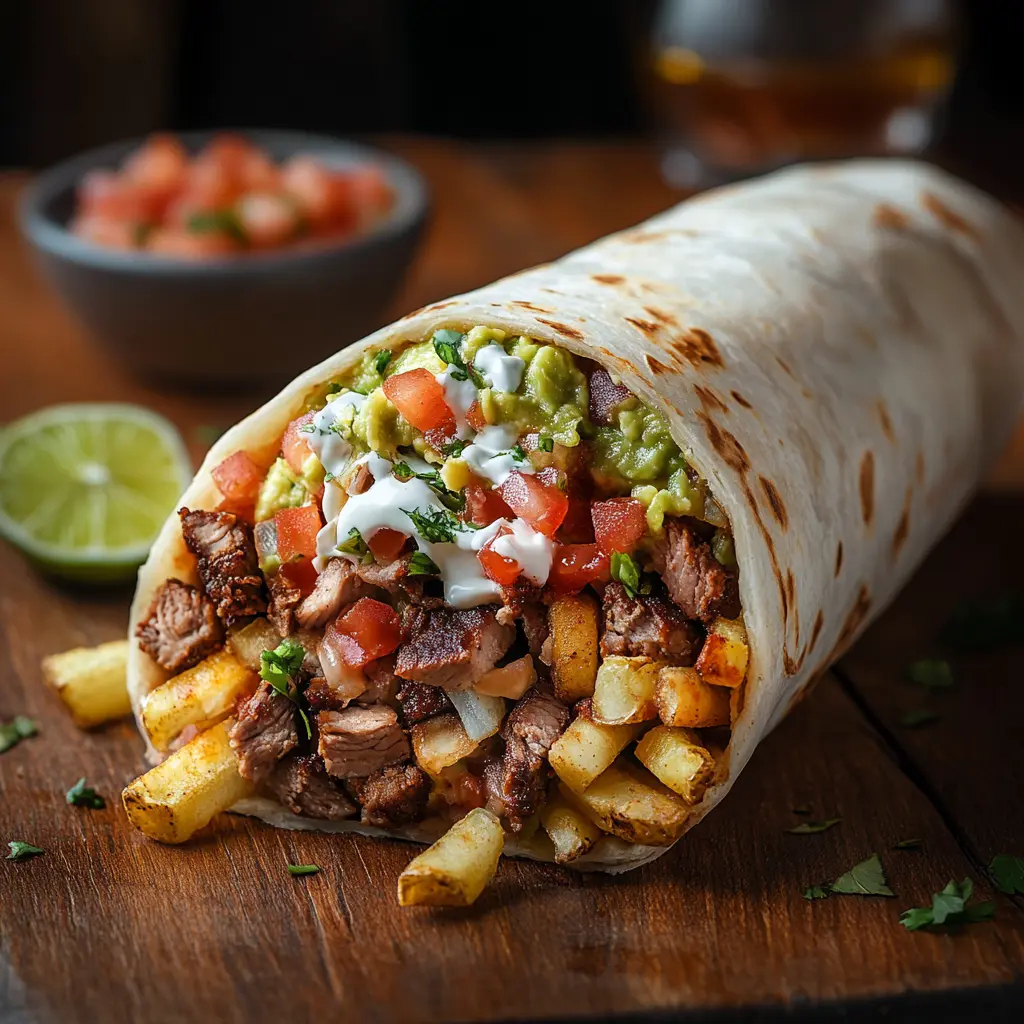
[137, 327, 749, 852]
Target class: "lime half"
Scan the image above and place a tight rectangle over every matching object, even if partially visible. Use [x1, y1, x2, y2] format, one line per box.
[0, 403, 192, 583]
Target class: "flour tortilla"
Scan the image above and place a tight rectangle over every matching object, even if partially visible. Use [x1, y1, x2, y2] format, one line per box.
[128, 160, 1024, 871]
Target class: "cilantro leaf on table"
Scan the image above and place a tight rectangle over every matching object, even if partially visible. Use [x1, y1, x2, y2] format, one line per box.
[287, 863, 320, 877]
[989, 854, 1024, 895]
[803, 885, 830, 901]
[900, 878, 995, 931]
[904, 659, 954, 690]
[0, 715, 37, 754]
[7, 841, 44, 862]
[66, 778, 105, 809]
[786, 818, 842, 835]
[830, 854, 894, 896]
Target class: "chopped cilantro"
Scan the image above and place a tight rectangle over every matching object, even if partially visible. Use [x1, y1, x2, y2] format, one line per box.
[186, 209, 248, 245]
[393, 463, 465, 513]
[132, 222, 153, 247]
[786, 818, 841, 835]
[610, 552, 650, 601]
[509, 445, 527, 463]
[408, 550, 440, 576]
[323, 472, 335, 483]
[299, 423, 317, 434]
[7, 841, 43, 862]
[259, 638, 311, 740]
[893, 838, 924, 850]
[287, 863, 321, 877]
[432, 329, 486, 387]
[899, 708, 940, 728]
[830, 853, 894, 896]
[538, 435, 554, 453]
[900, 878, 994, 931]
[326, 383, 343, 395]
[66, 778, 105, 809]
[0, 716, 37, 754]
[989, 854, 1024, 895]
[904, 659, 954, 689]
[402, 506, 465, 544]
[374, 350, 392, 374]
[337, 527, 368, 558]
[442, 438, 469, 458]
[803, 885, 830, 901]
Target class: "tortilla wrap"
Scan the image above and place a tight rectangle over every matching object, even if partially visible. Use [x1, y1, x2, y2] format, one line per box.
[128, 159, 1024, 871]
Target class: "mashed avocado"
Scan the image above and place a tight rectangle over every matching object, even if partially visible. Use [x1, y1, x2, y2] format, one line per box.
[592, 403, 688, 491]
[352, 389, 417, 456]
[255, 457, 319, 522]
[632, 469, 704, 534]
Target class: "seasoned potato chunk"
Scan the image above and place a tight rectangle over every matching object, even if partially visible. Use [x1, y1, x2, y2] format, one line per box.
[655, 666, 731, 728]
[41, 640, 131, 729]
[695, 616, 749, 688]
[474, 654, 537, 699]
[634, 726, 716, 805]
[121, 720, 254, 844]
[398, 807, 505, 907]
[562, 761, 690, 846]
[411, 713, 478, 777]
[142, 648, 258, 751]
[591, 656, 662, 725]
[540, 793, 604, 864]
[549, 704, 645, 794]
[549, 593, 600, 702]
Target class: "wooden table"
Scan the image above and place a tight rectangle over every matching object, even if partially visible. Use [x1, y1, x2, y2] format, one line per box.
[1, 140, 1023, 1023]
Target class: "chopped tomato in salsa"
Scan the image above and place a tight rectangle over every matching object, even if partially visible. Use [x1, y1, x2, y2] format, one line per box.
[592, 497, 647, 554]
[331, 597, 402, 666]
[382, 369, 455, 433]
[212, 451, 263, 507]
[478, 537, 522, 586]
[282, 412, 315, 475]
[498, 472, 568, 538]
[367, 527, 408, 563]
[464, 482, 514, 527]
[548, 543, 610, 594]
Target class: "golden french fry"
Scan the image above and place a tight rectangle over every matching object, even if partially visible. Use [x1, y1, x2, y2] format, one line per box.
[655, 666, 731, 728]
[410, 713, 478, 777]
[398, 807, 505, 907]
[142, 648, 258, 751]
[634, 725, 716, 805]
[548, 705, 645, 794]
[549, 592, 600, 702]
[121, 720, 254, 844]
[41, 640, 131, 729]
[540, 792, 604, 864]
[563, 760, 690, 846]
[695, 617, 749, 688]
[591, 656, 663, 725]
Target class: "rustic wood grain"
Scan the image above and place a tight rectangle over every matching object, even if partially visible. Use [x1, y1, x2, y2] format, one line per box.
[1, 142, 1023, 1023]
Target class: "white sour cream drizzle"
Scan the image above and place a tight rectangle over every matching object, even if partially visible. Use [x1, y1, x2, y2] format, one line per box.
[307, 392, 367, 479]
[474, 343, 526, 393]
[460, 425, 536, 488]
[491, 517, 553, 586]
[435, 369, 477, 439]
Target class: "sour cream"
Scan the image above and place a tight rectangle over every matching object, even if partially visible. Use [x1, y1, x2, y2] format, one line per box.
[474, 343, 526, 393]
[307, 393, 366, 479]
[491, 517, 553, 586]
[435, 368, 478, 439]
[460, 425, 536, 488]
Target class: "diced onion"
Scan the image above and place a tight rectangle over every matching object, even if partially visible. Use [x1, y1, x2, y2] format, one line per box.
[447, 689, 506, 742]
[317, 630, 368, 700]
[474, 655, 537, 700]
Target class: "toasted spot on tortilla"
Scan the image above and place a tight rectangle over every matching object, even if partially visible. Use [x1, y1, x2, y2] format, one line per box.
[535, 318, 585, 341]
[810, 609, 825, 651]
[731, 390, 752, 409]
[620, 230, 671, 244]
[877, 400, 895, 443]
[874, 203, 910, 230]
[672, 327, 723, 369]
[859, 451, 875, 526]
[694, 385, 728, 415]
[759, 475, 789, 530]
[539, 288, 563, 296]
[892, 489, 912, 556]
[592, 274, 625, 286]
[785, 569, 797, 611]
[834, 541, 844, 577]
[830, 585, 872, 662]
[643, 306, 678, 328]
[625, 317, 661, 336]
[915, 449, 926, 485]
[512, 301, 553, 313]
[697, 413, 750, 474]
[643, 353, 672, 375]
[775, 355, 797, 379]
[922, 191, 980, 240]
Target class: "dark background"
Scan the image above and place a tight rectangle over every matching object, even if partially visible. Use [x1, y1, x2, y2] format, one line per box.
[3, 0, 1024, 194]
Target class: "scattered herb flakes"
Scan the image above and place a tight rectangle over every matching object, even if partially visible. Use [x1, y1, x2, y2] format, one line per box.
[186, 208, 248, 245]
[989, 854, 1024, 895]
[66, 778, 105, 810]
[893, 838, 924, 851]
[7, 841, 44, 862]
[803, 885, 830, 901]
[287, 863, 321, 877]
[0, 715, 37, 754]
[786, 818, 841, 835]
[260, 638, 312, 740]
[900, 878, 995, 931]
[337, 527, 369, 558]
[408, 550, 440, 576]
[432, 330, 486, 387]
[942, 595, 1024, 653]
[374, 350, 392, 374]
[442, 438, 468, 459]
[325, 382, 344, 396]
[402, 506, 466, 544]
[538, 435, 554, 453]
[904, 659, 954, 690]
[610, 552, 650, 601]
[899, 708, 940, 729]
[830, 854, 894, 897]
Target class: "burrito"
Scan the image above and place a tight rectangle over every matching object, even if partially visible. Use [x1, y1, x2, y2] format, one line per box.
[123, 160, 1024, 903]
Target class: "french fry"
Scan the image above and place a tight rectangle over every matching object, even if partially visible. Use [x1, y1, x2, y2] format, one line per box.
[549, 592, 600, 702]
[122, 720, 254, 844]
[634, 726, 716, 805]
[591, 656, 663, 725]
[41, 639, 131, 729]
[474, 654, 537, 699]
[411, 713, 478, 777]
[397, 807, 505, 907]
[142, 648, 258, 751]
[549, 702, 645, 794]
[695, 616, 749, 688]
[563, 760, 691, 846]
[539, 792, 604, 864]
[655, 666, 731, 728]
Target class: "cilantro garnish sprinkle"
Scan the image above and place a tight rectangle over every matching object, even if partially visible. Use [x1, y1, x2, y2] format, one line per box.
[7, 841, 43, 862]
[442, 438, 468, 458]
[186, 209, 248, 245]
[610, 552, 650, 601]
[508, 445, 527, 463]
[287, 863, 321, 877]
[989, 854, 1024, 895]
[408, 550, 441, 576]
[325, 382, 343, 395]
[374, 350, 392, 374]
[786, 818, 841, 835]
[0, 715, 37, 754]
[538, 435, 554, 453]
[432, 330, 486, 387]
[900, 878, 994, 931]
[260, 638, 312, 740]
[402, 506, 466, 545]
[66, 778, 105, 809]
[338, 527, 368, 558]
[904, 659, 954, 689]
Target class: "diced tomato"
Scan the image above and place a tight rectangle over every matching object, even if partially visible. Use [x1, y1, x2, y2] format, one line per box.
[382, 369, 455, 433]
[201, 134, 279, 191]
[282, 412, 315, 474]
[497, 472, 569, 538]
[592, 497, 647, 555]
[332, 597, 402, 666]
[424, 425, 456, 454]
[280, 557, 318, 593]
[70, 214, 138, 250]
[548, 543, 611, 594]
[558, 496, 596, 544]
[464, 482, 513, 527]
[346, 166, 393, 225]
[146, 227, 240, 258]
[77, 170, 167, 223]
[275, 504, 322, 563]
[236, 192, 301, 248]
[467, 400, 488, 432]
[478, 541, 522, 586]
[212, 451, 263, 506]
[122, 134, 188, 192]
[367, 527, 408, 563]
[281, 156, 357, 232]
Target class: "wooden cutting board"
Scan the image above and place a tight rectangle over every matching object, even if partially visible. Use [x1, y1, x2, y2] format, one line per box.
[1, 143, 1023, 1023]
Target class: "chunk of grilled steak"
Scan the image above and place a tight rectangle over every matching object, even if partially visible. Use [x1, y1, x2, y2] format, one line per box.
[261, 754, 357, 821]
[651, 519, 740, 623]
[179, 508, 267, 624]
[294, 557, 367, 630]
[304, 675, 348, 713]
[267, 571, 303, 637]
[600, 582, 702, 662]
[230, 683, 298, 785]
[394, 607, 515, 690]
[496, 688, 569, 831]
[317, 705, 409, 778]
[395, 680, 453, 726]
[136, 578, 223, 673]
[496, 582, 549, 657]
[358, 763, 432, 828]
[361, 656, 399, 705]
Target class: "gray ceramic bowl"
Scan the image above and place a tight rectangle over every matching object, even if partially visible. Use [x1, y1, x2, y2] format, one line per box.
[18, 130, 428, 390]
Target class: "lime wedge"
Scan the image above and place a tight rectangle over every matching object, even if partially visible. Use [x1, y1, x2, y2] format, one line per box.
[0, 404, 192, 583]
